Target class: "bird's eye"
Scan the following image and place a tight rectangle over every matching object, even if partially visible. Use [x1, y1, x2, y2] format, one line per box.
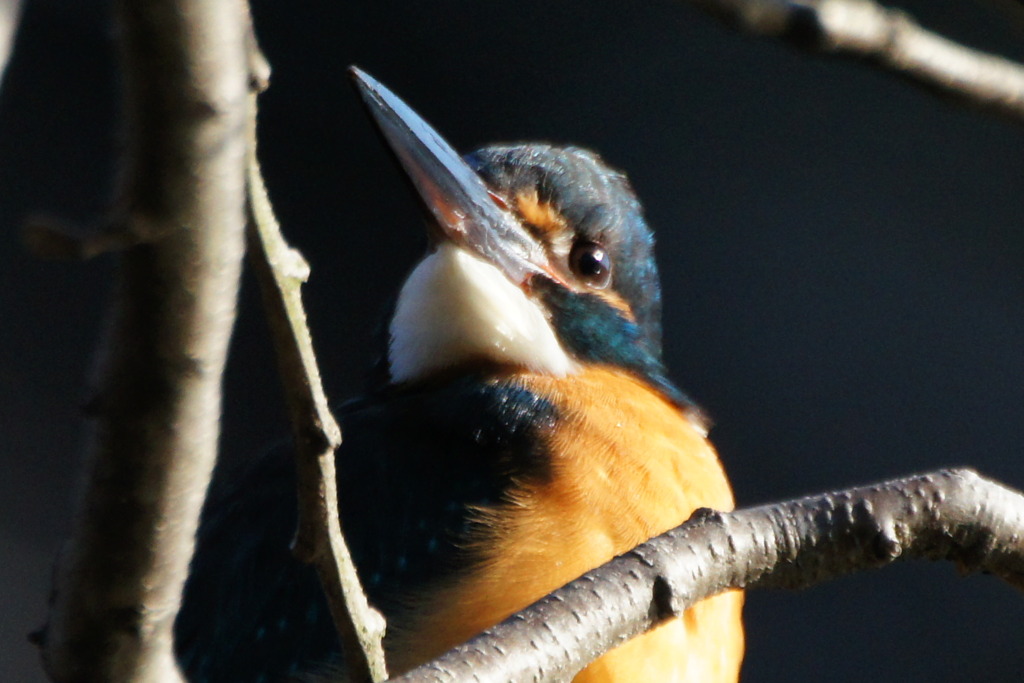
[569, 240, 612, 289]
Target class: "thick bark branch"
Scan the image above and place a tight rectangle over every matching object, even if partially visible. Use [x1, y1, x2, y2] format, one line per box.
[244, 73, 389, 683]
[393, 468, 1024, 682]
[684, 0, 1024, 124]
[37, 1, 249, 681]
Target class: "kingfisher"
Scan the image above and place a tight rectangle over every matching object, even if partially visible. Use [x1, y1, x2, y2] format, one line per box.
[175, 69, 744, 682]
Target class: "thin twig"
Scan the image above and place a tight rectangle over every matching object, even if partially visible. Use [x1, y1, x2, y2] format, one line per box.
[393, 468, 1024, 682]
[242, 54, 389, 683]
[684, 0, 1024, 124]
[36, 0, 250, 681]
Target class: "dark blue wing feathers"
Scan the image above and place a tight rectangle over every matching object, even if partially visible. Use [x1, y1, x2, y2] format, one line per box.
[175, 379, 556, 682]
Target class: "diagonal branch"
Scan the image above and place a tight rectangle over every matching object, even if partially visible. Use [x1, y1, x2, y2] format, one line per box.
[683, 0, 1024, 124]
[36, 1, 250, 681]
[392, 468, 1024, 682]
[243, 56, 389, 683]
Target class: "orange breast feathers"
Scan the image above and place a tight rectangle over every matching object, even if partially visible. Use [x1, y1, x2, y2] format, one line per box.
[392, 365, 745, 682]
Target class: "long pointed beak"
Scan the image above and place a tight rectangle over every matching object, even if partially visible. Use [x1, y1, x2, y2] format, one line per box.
[349, 67, 552, 286]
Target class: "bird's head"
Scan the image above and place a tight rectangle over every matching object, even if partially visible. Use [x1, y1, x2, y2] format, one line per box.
[352, 69, 685, 404]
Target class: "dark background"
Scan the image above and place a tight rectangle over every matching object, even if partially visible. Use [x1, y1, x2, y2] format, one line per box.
[3, 0, 1023, 680]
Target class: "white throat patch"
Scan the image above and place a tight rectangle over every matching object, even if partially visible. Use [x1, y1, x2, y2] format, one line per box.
[388, 243, 577, 384]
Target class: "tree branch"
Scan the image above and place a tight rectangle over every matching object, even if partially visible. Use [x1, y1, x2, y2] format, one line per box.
[392, 468, 1024, 682]
[243, 51, 389, 683]
[0, 0, 21, 88]
[36, 1, 250, 681]
[684, 0, 1024, 124]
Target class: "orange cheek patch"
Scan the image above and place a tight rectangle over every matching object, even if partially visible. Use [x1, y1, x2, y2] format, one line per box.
[593, 289, 636, 322]
[515, 190, 568, 241]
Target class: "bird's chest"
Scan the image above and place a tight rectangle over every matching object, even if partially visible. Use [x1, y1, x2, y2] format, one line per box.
[384, 367, 739, 678]
[486, 367, 732, 573]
